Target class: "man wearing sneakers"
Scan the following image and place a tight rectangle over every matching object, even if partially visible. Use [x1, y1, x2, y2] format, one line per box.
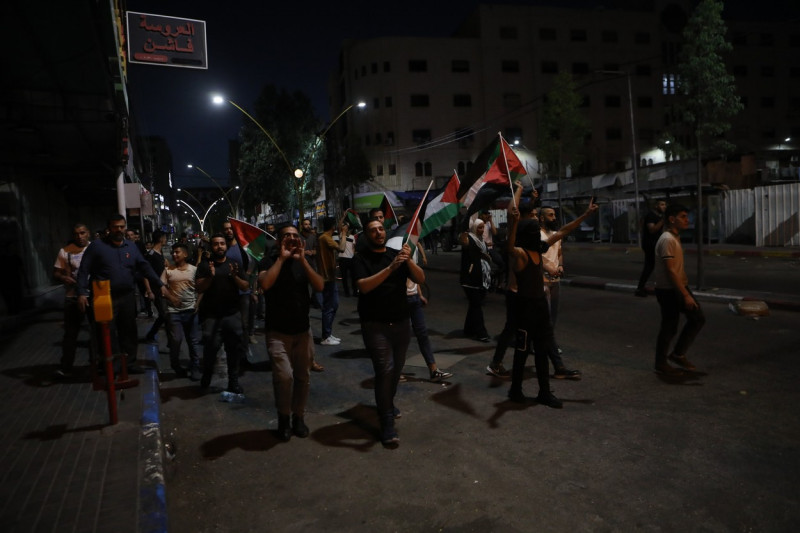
[653, 203, 705, 376]
[316, 216, 348, 346]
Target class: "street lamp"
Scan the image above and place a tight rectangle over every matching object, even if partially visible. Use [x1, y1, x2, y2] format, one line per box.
[186, 163, 237, 214]
[177, 197, 225, 234]
[597, 70, 640, 244]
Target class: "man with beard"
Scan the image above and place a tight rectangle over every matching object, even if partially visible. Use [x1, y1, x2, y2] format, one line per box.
[222, 220, 257, 347]
[505, 186, 597, 408]
[539, 207, 581, 380]
[54, 223, 92, 377]
[77, 215, 167, 373]
[352, 217, 425, 446]
[196, 233, 250, 393]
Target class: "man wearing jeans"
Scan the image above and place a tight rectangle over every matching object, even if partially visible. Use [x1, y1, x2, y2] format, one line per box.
[316, 216, 348, 346]
[162, 244, 202, 380]
[352, 218, 425, 446]
[653, 203, 705, 376]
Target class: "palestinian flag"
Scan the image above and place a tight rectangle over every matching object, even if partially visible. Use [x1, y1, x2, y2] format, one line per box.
[420, 172, 461, 240]
[386, 221, 420, 256]
[380, 195, 397, 230]
[343, 208, 362, 232]
[458, 134, 526, 224]
[228, 218, 268, 262]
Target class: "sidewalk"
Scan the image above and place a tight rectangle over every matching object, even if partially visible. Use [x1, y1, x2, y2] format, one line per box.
[0, 311, 166, 533]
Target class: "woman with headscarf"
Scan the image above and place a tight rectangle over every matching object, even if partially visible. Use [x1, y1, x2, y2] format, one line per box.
[460, 217, 492, 342]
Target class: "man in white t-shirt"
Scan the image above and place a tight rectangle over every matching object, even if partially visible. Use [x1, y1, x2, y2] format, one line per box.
[53, 223, 92, 376]
[162, 243, 202, 380]
[653, 203, 705, 376]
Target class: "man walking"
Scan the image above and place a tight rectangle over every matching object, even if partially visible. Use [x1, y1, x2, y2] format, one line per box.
[352, 217, 425, 446]
[162, 243, 203, 380]
[196, 233, 250, 393]
[653, 203, 705, 376]
[54, 223, 92, 376]
[144, 230, 174, 350]
[636, 199, 666, 297]
[317, 216, 348, 345]
[223, 220, 257, 347]
[76, 215, 166, 373]
[259, 224, 324, 441]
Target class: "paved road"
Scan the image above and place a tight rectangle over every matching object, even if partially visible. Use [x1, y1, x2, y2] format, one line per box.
[158, 268, 800, 532]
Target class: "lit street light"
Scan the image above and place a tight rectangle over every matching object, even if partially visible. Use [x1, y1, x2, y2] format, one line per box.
[177, 197, 225, 234]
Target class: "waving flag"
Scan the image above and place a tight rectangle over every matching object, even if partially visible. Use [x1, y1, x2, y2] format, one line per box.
[458, 133, 526, 225]
[343, 208, 363, 232]
[228, 218, 270, 262]
[380, 195, 397, 230]
[420, 172, 461, 240]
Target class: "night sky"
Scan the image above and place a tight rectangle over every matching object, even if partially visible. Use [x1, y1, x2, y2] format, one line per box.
[126, 0, 795, 186]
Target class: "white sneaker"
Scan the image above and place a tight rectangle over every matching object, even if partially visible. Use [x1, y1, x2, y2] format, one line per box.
[329, 335, 341, 342]
[320, 337, 340, 346]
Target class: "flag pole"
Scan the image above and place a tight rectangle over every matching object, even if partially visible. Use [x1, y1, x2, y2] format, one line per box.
[498, 132, 517, 208]
[402, 179, 434, 245]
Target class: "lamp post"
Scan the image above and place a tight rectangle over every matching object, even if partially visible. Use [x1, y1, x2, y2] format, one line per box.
[186, 163, 237, 214]
[177, 197, 225, 234]
[597, 70, 640, 244]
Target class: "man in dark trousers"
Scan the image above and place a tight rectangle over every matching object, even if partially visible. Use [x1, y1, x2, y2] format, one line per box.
[196, 233, 250, 394]
[76, 214, 166, 373]
[259, 224, 324, 441]
[635, 199, 666, 297]
[143, 230, 175, 356]
[352, 217, 425, 447]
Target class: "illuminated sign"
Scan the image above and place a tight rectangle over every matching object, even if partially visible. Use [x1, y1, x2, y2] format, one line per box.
[126, 11, 207, 69]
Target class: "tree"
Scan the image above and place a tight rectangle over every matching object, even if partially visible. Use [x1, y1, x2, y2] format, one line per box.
[537, 72, 590, 225]
[236, 85, 321, 219]
[673, 0, 743, 288]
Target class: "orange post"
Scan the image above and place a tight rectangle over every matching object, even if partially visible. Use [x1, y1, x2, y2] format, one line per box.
[92, 280, 118, 425]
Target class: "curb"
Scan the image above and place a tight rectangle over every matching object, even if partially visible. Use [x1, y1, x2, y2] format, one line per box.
[138, 344, 168, 533]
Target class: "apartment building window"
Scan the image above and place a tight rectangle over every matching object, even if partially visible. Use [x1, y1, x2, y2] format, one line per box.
[377, 164, 384, 176]
[383, 61, 391, 73]
[415, 162, 424, 177]
[761, 96, 775, 108]
[389, 164, 396, 175]
[605, 95, 621, 108]
[424, 162, 432, 176]
[760, 33, 774, 46]
[500, 26, 518, 39]
[606, 128, 622, 140]
[412, 129, 432, 144]
[373, 98, 380, 109]
[410, 94, 430, 107]
[733, 65, 748, 77]
[662, 73, 678, 95]
[409, 60, 427, 72]
[371, 62, 378, 74]
[503, 92, 522, 109]
[635, 64, 652, 76]
[502, 60, 520, 73]
[386, 132, 395, 145]
[457, 161, 467, 175]
[572, 62, 589, 75]
[452, 60, 470, 73]
[601, 30, 618, 43]
[637, 96, 653, 108]
[571, 29, 587, 42]
[541, 61, 558, 74]
[539, 28, 556, 41]
[761, 65, 775, 77]
[634, 32, 651, 45]
[385, 96, 393, 107]
[453, 94, 472, 107]
[416, 162, 433, 176]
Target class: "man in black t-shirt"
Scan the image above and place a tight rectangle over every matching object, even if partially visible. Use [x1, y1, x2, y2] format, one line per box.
[259, 224, 324, 441]
[635, 200, 666, 297]
[351, 217, 425, 447]
[195, 233, 249, 394]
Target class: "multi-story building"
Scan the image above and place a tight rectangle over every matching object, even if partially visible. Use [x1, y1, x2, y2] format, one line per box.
[329, 1, 798, 201]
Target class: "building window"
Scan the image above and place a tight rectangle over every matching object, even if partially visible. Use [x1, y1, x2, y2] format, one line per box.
[455, 127, 475, 148]
[570, 29, 587, 42]
[389, 164, 396, 175]
[541, 61, 558, 74]
[503, 92, 522, 109]
[662, 73, 678, 95]
[761, 65, 775, 77]
[377, 164, 384, 176]
[761, 96, 775, 108]
[385, 96, 393, 107]
[634, 32, 651, 45]
[502, 60, 520, 73]
[539, 28, 556, 41]
[601, 30, 618, 43]
[409, 60, 427, 72]
[457, 161, 467, 175]
[386, 132, 394, 145]
[410, 94, 430, 107]
[371, 62, 378, 74]
[453, 94, 472, 107]
[415, 162, 424, 177]
[424, 162, 433, 176]
[383, 61, 391, 73]
[606, 128, 622, 140]
[452, 60, 470, 73]
[572, 62, 589, 75]
[605, 95, 621, 108]
[373, 97, 380, 109]
[733, 65, 748, 77]
[637, 96, 653, 108]
[412, 129, 432, 144]
[499, 26, 518, 39]
[635, 64, 652, 76]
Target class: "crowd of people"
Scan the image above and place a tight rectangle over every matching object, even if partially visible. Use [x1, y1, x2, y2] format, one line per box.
[54, 192, 704, 447]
